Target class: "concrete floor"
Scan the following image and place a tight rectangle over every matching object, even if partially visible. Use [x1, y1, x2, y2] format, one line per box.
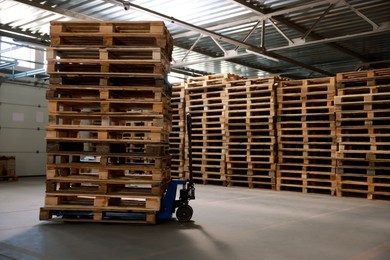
[0, 177, 389, 260]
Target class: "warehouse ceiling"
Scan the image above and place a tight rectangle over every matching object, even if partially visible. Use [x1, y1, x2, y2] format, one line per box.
[0, 0, 390, 80]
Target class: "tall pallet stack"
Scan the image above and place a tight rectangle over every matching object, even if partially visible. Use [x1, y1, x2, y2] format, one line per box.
[225, 78, 277, 189]
[169, 81, 186, 178]
[276, 78, 337, 195]
[335, 68, 390, 200]
[40, 21, 173, 224]
[185, 74, 240, 184]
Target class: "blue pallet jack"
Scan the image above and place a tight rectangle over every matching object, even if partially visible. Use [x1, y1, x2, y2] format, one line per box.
[157, 113, 195, 222]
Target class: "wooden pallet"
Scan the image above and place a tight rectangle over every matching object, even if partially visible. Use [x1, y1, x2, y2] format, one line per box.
[50, 21, 173, 56]
[47, 47, 169, 62]
[45, 177, 169, 195]
[336, 174, 390, 200]
[40, 207, 157, 224]
[47, 86, 168, 102]
[336, 68, 390, 84]
[48, 61, 167, 75]
[47, 98, 170, 114]
[0, 156, 17, 181]
[45, 125, 169, 143]
[277, 77, 335, 116]
[276, 166, 337, 195]
[47, 140, 169, 155]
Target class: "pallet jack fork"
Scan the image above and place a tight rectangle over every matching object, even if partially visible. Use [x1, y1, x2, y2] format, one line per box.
[157, 113, 195, 222]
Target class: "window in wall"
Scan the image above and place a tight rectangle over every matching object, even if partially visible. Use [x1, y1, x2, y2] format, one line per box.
[0, 37, 36, 68]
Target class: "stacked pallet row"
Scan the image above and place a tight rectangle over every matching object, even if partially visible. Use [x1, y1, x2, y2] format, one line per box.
[169, 81, 186, 178]
[185, 74, 241, 184]
[276, 78, 337, 195]
[39, 21, 173, 224]
[225, 78, 277, 189]
[335, 68, 390, 200]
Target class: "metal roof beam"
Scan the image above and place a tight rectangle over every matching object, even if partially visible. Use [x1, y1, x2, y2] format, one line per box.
[113, 0, 332, 76]
[342, 0, 379, 30]
[181, 34, 203, 62]
[268, 18, 294, 45]
[234, 20, 262, 51]
[301, 3, 335, 40]
[173, 42, 279, 74]
[230, 0, 369, 62]
[0, 23, 50, 45]
[11, 0, 102, 21]
[228, 0, 335, 19]
[268, 25, 390, 51]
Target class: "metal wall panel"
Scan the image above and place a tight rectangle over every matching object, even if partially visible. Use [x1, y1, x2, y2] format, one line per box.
[0, 80, 47, 176]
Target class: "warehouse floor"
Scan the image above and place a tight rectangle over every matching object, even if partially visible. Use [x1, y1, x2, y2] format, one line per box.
[0, 177, 389, 260]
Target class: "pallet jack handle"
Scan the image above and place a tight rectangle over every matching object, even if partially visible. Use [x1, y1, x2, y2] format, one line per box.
[187, 113, 194, 185]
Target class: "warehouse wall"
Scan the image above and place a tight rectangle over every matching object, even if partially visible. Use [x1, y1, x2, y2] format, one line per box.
[0, 78, 47, 176]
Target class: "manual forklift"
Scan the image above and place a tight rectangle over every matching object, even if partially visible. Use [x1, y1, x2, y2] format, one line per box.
[156, 113, 195, 222]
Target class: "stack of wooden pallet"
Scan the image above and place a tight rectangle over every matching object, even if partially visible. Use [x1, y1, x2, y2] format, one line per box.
[0, 156, 17, 181]
[169, 81, 186, 178]
[40, 21, 173, 224]
[276, 78, 337, 195]
[225, 78, 277, 189]
[185, 74, 241, 184]
[335, 68, 390, 200]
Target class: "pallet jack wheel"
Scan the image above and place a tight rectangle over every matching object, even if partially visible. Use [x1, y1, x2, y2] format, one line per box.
[176, 205, 193, 222]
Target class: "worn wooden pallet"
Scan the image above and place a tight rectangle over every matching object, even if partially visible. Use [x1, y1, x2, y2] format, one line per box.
[46, 124, 169, 143]
[42, 192, 161, 210]
[186, 73, 242, 87]
[47, 98, 170, 114]
[47, 115, 171, 132]
[50, 21, 173, 55]
[227, 77, 277, 88]
[40, 207, 157, 224]
[46, 162, 170, 178]
[47, 140, 169, 156]
[337, 83, 390, 96]
[278, 78, 335, 97]
[336, 116, 390, 128]
[187, 73, 242, 82]
[47, 47, 168, 62]
[49, 115, 171, 132]
[335, 163, 390, 175]
[336, 174, 390, 200]
[276, 167, 337, 195]
[50, 21, 170, 34]
[335, 93, 390, 108]
[45, 177, 169, 196]
[47, 86, 168, 101]
[47, 153, 170, 173]
[48, 61, 167, 75]
[336, 68, 390, 84]
[0, 156, 16, 181]
[336, 149, 390, 160]
[277, 77, 335, 118]
[49, 75, 169, 88]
